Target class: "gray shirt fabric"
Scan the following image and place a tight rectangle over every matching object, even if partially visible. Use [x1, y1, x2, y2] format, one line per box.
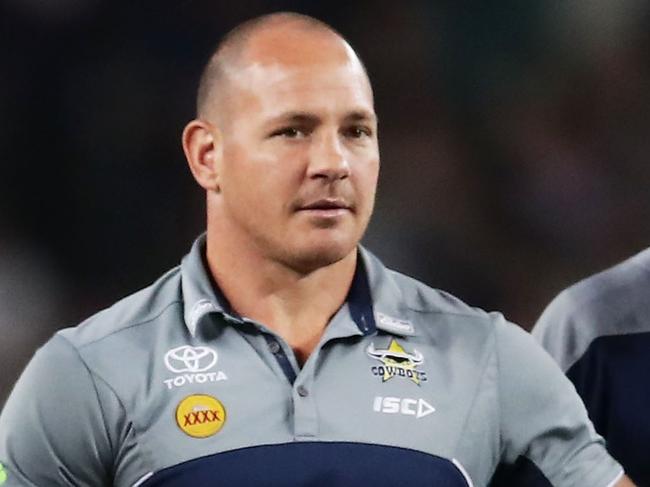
[533, 247, 650, 372]
[533, 247, 650, 485]
[0, 235, 622, 487]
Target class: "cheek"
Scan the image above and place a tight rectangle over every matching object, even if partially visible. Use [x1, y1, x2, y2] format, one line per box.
[355, 157, 380, 196]
[221, 144, 302, 212]
[220, 146, 263, 206]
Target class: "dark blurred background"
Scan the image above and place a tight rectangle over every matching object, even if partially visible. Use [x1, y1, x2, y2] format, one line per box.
[1, 0, 649, 406]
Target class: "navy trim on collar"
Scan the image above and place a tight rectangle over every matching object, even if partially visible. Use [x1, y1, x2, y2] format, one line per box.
[181, 234, 414, 337]
[346, 255, 376, 336]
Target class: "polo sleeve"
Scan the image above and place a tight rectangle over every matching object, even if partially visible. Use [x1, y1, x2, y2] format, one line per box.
[0, 333, 115, 486]
[493, 317, 623, 487]
[531, 291, 579, 373]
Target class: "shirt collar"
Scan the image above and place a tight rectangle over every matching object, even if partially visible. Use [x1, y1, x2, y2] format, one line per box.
[180, 234, 415, 337]
[180, 234, 235, 336]
[359, 247, 417, 336]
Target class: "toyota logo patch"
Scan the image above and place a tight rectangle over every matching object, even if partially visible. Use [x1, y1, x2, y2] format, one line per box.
[164, 345, 218, 373]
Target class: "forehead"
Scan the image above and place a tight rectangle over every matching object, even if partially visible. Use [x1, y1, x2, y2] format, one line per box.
[222, 61, 374, 126]
[220, 26, 374, 121]
[244, 24, 353, 68]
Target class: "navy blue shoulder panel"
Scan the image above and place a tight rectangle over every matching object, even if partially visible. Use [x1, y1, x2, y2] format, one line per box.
[488, 456, 552, 487]
[142, 442, 470, 487]
[567, 332, 650, 486]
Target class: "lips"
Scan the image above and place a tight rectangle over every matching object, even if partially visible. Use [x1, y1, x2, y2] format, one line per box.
[299, 198, 352, 212]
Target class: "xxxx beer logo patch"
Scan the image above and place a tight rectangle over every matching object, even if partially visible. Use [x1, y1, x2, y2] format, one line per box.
[175, 394, 226, 438]
[367, 339, 428, 385]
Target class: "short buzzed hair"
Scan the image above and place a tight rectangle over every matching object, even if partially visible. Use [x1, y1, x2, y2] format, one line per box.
[195, 12, 356, 118]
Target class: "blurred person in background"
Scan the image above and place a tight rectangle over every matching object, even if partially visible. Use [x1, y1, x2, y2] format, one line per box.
[0, 11, 636, 487]
[534, 248, 650, 486]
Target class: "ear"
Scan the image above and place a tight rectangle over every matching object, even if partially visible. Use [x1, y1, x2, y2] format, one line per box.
[182, 119, 222, 192]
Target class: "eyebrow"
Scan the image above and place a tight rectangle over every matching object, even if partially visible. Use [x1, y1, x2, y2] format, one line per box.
[344, 110, 378, 125]
[266, 110, 378, 127]
[267, 112, 319, 126]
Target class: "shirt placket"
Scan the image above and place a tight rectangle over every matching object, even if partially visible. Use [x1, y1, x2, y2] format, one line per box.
[251, 304, 368, 441]
[261, 330, 320, 440]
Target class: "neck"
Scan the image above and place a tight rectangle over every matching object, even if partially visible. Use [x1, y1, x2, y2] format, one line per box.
[205, 223, 357, 365]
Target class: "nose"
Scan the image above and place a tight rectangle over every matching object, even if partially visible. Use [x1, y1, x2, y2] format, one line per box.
[307, 130, 350, 181]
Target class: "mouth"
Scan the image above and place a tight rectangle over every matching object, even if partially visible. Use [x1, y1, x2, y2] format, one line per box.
[297, 198, 353, 216]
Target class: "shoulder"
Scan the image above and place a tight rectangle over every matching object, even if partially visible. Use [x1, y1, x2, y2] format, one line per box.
[382, 264, 503, 332]
[391, 268, 488, 316]
[362, 245, 495, 323]
[60, 265, 183, 349]
[46, 265, 188, 410]
[0, 331, 117, 485]
[361, 246, 510, 345]
[533, 247, 650, 370]
[373, 259, 512, 353]
[542, 247, 650, 325]
[5, 264, 184, 393]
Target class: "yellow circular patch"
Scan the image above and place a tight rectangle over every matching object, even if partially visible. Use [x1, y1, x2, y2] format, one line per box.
[175, 394, 226, 438]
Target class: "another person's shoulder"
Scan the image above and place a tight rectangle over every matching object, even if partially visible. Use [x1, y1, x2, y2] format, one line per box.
[541, 247, 650, 323]
[533, 246, 650, 370]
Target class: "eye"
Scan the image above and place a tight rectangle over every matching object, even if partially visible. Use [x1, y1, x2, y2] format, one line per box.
[270, 127, 307, 139]
[344, 125, 372, 139]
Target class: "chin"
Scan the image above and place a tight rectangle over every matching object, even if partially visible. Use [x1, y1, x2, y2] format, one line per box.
[282, 238, 356, 274]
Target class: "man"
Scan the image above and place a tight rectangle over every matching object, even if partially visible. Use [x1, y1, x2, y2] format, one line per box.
[0, 12, 634, 487]
[534, 248, 650, 486]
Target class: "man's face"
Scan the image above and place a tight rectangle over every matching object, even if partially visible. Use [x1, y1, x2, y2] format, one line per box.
[214, 38, 379, 272]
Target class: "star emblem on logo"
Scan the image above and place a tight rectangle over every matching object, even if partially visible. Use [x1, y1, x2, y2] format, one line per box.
[367, 339, 427, 385]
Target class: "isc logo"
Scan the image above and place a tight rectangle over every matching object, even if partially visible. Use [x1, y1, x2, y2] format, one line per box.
[373, 396, 435, 419]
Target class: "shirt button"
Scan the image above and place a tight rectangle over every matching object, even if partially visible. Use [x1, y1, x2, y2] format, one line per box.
[268, 340, 281, 354]
[296, 385, 309, 397]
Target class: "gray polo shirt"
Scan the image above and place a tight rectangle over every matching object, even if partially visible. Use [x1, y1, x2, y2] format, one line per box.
[533, 247, 650, 485]
[0, 235, 622, 486]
